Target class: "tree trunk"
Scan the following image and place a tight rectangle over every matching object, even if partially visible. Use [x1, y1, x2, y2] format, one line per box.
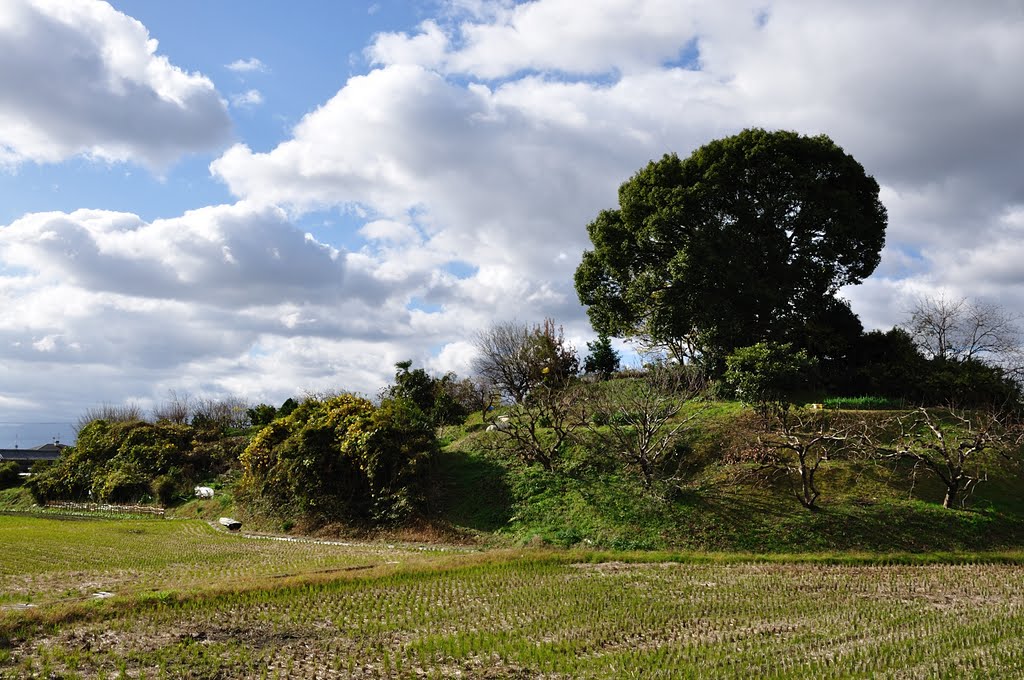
[943, 482, 959, 509]
[797, 451, 819, 511]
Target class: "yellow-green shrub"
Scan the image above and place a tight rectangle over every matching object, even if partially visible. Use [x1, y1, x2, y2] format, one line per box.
[239, 394, 436, 523]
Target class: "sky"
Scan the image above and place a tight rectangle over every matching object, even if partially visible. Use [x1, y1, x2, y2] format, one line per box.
[1, 0, 1023, 447]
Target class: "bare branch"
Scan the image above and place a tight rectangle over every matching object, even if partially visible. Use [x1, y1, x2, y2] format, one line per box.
[76, 402, 145, 432]
[472, 321, 534, 404]
[867, 406, 1018, 509]
[151, 390, 193, 424]
[588, 366, 707, 488]
[486, 382, 591, 471]
[757, 410, 863, 510]
[472, 319, 579, 404]
[904, 293, 1021, 365]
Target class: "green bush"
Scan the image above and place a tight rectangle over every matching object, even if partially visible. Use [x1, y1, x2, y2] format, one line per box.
[919, 358, 1021, 408]
[97, 466, 149, 503]
[239, 394, 437, 523]
[247, 403, 277, 427]
[0, 462, 21, 490]
[26, 419, 217, 504]
[150, 474, 178, 506]
[384, 361, 470, 427]
[724, 342, 818, 421]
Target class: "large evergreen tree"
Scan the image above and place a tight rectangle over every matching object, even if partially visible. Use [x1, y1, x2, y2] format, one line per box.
[575, 128, 887, 370]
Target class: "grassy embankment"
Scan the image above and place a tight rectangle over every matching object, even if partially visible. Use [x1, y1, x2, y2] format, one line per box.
[6, 390, 1023, 553]
[430, 398, 1024, 553]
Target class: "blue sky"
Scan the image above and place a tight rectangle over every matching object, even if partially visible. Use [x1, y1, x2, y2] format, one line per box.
[0, 1, 412, 231]
[1, 0, 1023, 447]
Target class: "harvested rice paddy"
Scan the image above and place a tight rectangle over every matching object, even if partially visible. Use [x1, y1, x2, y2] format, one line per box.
[2, 515, 1023, 678]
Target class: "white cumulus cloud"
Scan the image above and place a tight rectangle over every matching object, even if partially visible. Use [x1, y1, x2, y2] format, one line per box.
[214, 0, 1024, 345]
[230, 89, 264, 108]
[226, 57, 267, 73]
[0, 0, 231, 169]
[0, 200, 496, 422]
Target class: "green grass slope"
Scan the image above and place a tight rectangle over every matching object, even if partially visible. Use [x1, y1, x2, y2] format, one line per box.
[431, 402, 1024, 553]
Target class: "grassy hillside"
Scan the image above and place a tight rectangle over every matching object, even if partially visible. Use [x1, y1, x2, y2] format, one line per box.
[429, 400, 1024, 553]
[5, 386, 1023, 554]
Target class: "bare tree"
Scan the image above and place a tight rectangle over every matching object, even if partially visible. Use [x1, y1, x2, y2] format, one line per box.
[962, 300, 1022, 362]
[870, 407, 1021, 509]
[757, 411, 861, 510]
[472, 319, 579, 404]
[192, 396, 250, 431]
[486, 383, 591, 471]
[472, 321, 534, 404]
[905, 294, 1021, 366]
[151, 390, 194, 424]
[75, 402, 145, 432]
[440, 375, 492, 415]
[588, 365, 705, 488]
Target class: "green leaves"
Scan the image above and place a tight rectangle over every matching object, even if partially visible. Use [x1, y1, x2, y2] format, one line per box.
[575, 128, 887, 369]
[583, 334, 620, 378]
[239, 394, 437, 523]
[725, 341, 818, 422]
[26, 419, 200, 504]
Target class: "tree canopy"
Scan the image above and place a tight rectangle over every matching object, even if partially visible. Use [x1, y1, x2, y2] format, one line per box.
[583, 333, 620, 378]
[239, 394, 436, 523]
[472, 319, 579, 403]
[383, 360, 472, 427]
[575, 128, 887, 369]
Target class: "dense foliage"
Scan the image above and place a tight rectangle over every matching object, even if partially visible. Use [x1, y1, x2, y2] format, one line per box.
[238, 394, 437, 523]
[724, 341, 817, 421]
[383, 360, 475, 427]
[575, 128, 887, 369]
[26, 419, 240, 504]
[0, 462, 20, 490]
[841, 328, 1021, 407]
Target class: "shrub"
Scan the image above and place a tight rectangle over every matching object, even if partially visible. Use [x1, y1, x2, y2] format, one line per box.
[725, 342, 818, 423]
[0, 462, 21, 490]
[26, 419, 213, 504]
[97, 466, 149, 503]
[486, 382, 590, 471]
[191, 396, 250, 433]
[247, 403, 277, 427]
[384, 361, 470, 427]
[150, 474, 178, 506]
[586, 366, 705, 488]
[239, 394, 437, 523]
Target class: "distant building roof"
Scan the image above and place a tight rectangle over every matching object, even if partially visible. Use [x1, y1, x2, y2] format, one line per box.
[0, 443, 66, 462]
[29, 442, 68, 451]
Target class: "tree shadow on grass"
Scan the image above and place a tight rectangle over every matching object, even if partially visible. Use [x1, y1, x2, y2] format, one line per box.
[676, 486, 808, 551]
[430, 450, 512, 532]
[687, 483, 1024, 552]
